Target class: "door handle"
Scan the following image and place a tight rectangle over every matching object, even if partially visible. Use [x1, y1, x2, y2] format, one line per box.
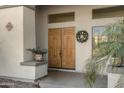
[59, 50, 62, 57]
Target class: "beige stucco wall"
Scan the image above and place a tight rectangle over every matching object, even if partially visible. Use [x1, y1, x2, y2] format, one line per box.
[36, 5, 120, 73]
[0, 6, 36, 79]
[23, 7, 36, 61]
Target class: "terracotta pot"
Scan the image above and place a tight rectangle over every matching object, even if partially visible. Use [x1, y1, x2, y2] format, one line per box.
[34, 54, 42, 61]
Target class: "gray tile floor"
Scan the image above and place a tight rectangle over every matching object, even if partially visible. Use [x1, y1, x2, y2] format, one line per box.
[39, 70, 108, 88]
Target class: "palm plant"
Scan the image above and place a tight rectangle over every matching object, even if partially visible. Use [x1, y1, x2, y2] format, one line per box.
[85, 20, 124, 88]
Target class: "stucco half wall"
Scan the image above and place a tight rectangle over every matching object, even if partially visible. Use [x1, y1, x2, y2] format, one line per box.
[0, 6, 36, 79]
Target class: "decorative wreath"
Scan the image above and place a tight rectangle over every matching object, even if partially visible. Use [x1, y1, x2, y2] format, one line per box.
[76, 30, 88, 43]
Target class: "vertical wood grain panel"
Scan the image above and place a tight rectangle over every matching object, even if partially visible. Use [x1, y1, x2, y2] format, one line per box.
[62, 27, 75, 69]
[48, 28, 62, 68]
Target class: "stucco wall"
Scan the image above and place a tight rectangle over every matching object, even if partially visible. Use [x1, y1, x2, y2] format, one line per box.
[0, 6, 36, 79]
[23, 7, 36, 61]
[36, 6, 92, 72]
[36, 5, 120, 73]
[108, 73, 120, 88]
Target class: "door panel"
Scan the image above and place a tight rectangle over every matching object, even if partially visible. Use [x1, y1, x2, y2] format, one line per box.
[48, 27, 75, 69]
[48, 28, 62, 68]
[62, 27, 75, 69]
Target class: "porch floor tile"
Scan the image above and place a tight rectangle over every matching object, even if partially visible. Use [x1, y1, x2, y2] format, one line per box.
[39, 70, 107, 88]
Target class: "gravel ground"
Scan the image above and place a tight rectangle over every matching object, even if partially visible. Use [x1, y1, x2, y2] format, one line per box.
[0, 78, 40, 88]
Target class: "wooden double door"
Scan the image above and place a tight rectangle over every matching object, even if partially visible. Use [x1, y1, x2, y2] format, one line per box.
[48, 27, 75, 69]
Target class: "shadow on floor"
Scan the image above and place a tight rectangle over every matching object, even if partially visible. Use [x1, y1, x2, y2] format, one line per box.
[39, 70, 107, 88]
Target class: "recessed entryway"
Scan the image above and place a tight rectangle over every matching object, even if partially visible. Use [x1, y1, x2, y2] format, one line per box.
[48, 27, 75, 69]
[39, 70, 107, 88]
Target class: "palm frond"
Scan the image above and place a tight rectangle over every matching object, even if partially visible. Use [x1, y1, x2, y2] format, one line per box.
[85, 20, 124, 87]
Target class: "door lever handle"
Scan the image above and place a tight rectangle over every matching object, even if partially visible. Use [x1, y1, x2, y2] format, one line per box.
[59, 50, 62, 57]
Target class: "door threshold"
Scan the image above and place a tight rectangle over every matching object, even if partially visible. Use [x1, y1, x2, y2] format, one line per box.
[48, 68, 76, 72]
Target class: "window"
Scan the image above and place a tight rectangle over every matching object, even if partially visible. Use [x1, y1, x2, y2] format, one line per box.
[48, 12, 75, 23]
[92, 26, 107, 56]
[92, 6, 124, 19]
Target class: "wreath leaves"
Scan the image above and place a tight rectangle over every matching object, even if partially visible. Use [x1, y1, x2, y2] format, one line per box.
[76, 31, 88, 43]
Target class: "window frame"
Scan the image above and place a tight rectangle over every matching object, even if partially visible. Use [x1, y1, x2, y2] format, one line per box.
[48, 12, 75, 23]
[92, 26, 106, 56]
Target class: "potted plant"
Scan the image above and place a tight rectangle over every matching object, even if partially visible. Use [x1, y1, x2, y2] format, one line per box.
[27, 48, 47, 62]
[85, 20, 124, 88]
